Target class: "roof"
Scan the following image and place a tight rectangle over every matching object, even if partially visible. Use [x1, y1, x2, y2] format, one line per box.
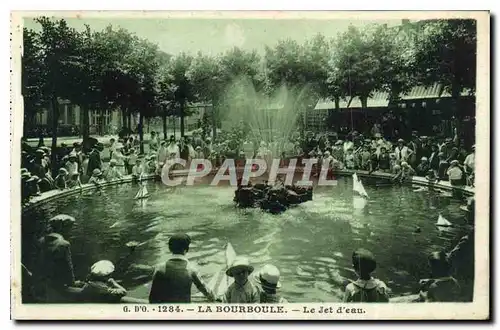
[313, 83, 474, 110]
[400, 83, 441, 100]
[315, 91, 389, 110]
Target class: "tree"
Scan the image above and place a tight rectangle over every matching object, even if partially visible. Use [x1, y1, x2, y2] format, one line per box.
[377, 25, 416, 103]
[186, 52, 222, 138]
[127, 38, 162, 153]
[66, 25, 108, 141]
[413, 19, 476, 116]
[96, 26, 138, 133]
[22, 28, 46, 136]
[32, 17, 82, 172]
[329, 25, 391, 109]
[163, 53, 195, 138]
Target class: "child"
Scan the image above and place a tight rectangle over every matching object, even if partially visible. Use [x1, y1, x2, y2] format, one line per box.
[88, 168, 104, 186]
[54, 168, 68, 190]
[67, 173, 82, 189]
[127, 148, 138, 175]
[148, 233, 214, 303]
[343, 248, 390, 303]
[389, 153, 398, 172]
[195, 146, 204, 159]
[223, 257, 260, 303]
[417, 251, 461, 302]
[79, 260, 127, 303]
[255, 264, 288, 303]
[416, 157, 430, 176]
[437, 152, 449, 181]
[344, 148, 355, 170]
[131, 158, 145, 180]
[360, 145, 371, 171]
[105, 159, 123, 181]
[447, 160, 464, 186]
[81, 154, 89, 183]
[377, 147, 390, 172]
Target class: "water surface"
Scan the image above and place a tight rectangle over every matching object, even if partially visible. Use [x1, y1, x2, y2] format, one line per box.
[22, 177, 469, 302]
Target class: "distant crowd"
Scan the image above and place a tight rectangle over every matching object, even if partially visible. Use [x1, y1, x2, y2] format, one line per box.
[20, 124, 475, 204]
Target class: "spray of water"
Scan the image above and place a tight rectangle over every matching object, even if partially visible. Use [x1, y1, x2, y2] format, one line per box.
[219, 76, 315, 158]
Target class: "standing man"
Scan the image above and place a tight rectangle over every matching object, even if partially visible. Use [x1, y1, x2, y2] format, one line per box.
[87, 144, 102, 177]
[149, 234, 215, 303]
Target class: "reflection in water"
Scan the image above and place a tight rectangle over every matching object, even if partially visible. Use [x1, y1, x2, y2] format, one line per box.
[22, 178, 468, 302]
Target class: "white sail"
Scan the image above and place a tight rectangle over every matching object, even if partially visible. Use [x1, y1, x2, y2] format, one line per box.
[436, 214, 452, 227]
[134, 184, 149, 199]
[352, 173, 368, 198]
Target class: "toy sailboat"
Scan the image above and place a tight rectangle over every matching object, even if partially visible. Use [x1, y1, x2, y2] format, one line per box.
[436, 214, 452, 228]
[134, 180, 150, 200]
[352, 173, 369, 198]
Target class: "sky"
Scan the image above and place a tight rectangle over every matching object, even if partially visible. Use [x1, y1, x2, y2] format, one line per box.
[23, 16, 402, 55]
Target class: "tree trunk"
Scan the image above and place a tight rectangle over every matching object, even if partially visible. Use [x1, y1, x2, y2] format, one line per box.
[212, 105, 217, 140]
[451, 82, 461, 137]
[81, 106, 90, 140]
[180, 101, 186, 137]
[162, 111, 167, 140]
[122, 109, 127, 128]
[173, 117, 176, 136]
[127, 111, 132, 131]
[138, 111, 144, 154]
[50, 97, 59, 176]
[361, 96, 368, 109]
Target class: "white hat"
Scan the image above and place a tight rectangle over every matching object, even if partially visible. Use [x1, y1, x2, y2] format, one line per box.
[90, 260, 115, 277]
[256, 264, 281, 289]
[226, 256, 254, 277]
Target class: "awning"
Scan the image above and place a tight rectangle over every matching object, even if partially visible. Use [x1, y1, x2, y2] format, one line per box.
[314, 91, 390, 110]
[401, 83, 442, 100]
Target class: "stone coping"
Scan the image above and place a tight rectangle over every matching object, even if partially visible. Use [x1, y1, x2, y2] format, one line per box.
[22, 168, 474, 212]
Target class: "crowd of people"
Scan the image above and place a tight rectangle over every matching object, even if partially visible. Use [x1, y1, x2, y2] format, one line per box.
[21, 121, 476, 304]
[24, 207, 474, 304]
[20, 123, 475, 206]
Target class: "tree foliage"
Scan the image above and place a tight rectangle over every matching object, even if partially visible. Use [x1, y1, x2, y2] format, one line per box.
[22, 17, 477, 143]
[413, 19, 476, 97]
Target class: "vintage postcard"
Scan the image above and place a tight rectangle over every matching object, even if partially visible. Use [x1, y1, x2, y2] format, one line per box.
[11, 10, 489, 320]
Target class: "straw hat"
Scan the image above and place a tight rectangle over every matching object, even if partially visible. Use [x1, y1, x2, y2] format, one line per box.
[49, 214, 76, 227]
[255, 264, 281, 289]
[90, 260, 115, 277]
[92, 168, 103, 176]
[226, 256, 254, 277]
